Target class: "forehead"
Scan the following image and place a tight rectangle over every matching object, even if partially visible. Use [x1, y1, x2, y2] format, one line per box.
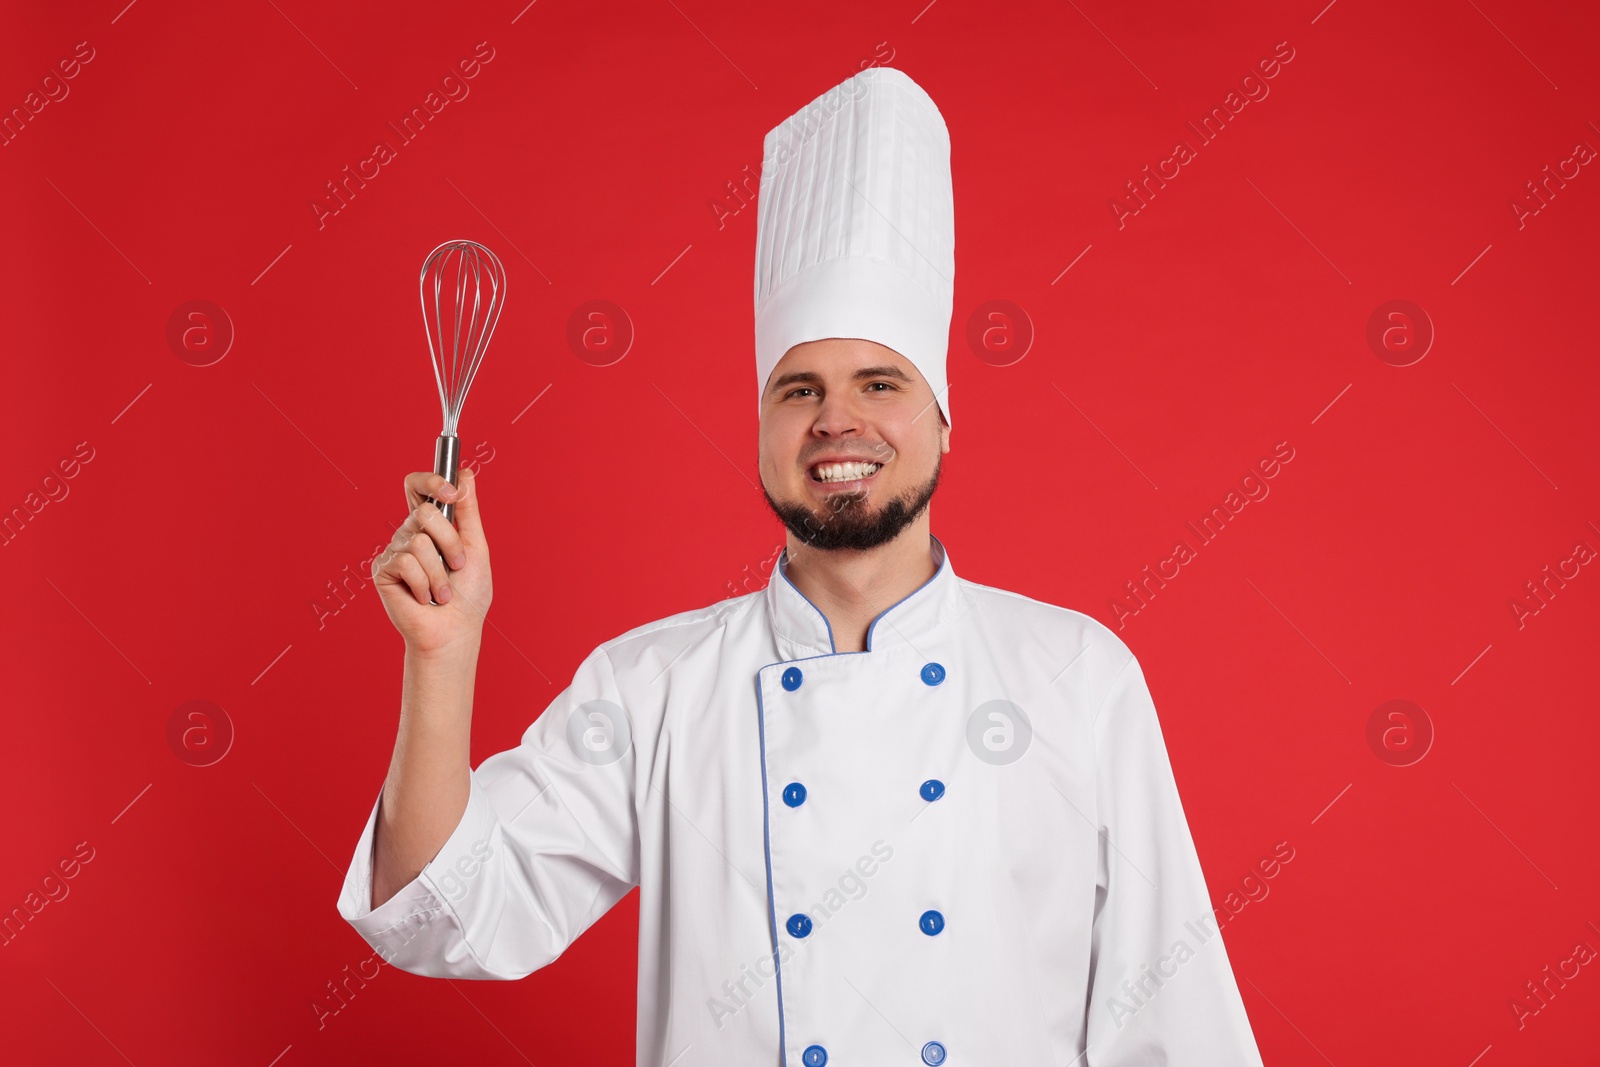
[765, 338, 921, 391]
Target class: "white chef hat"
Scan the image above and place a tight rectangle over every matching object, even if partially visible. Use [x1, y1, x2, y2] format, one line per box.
[754, 66, 954, 427]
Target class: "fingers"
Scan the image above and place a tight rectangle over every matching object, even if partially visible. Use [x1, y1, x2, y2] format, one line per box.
[376, 515, 452, 606]
[404, 471, 461, 513]
[376, 501, 467, 606]
[407, 498, 467, 569]
[400, 529, 453, 605]
[450, 467, 485, 546]
[383, 468, 485, 610]
[385, 549, 438, 607]
[401, 468, 483, 555]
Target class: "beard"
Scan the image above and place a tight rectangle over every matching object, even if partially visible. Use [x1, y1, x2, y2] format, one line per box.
[761, 453, 941, 552]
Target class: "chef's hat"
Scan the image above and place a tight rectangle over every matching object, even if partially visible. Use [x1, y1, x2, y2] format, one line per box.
[754, 66, 955, 427]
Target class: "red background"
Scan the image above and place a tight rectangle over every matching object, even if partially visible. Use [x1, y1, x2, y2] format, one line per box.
[4, 0, 1598, 1063]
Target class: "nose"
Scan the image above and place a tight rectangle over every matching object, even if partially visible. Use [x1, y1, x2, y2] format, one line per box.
[810, 388, 865, 438]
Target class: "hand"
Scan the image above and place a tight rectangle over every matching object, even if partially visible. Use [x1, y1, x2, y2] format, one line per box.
[372, 467, 492, 655]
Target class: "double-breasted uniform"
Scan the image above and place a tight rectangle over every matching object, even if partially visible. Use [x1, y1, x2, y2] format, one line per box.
[338, 535, 1265, 1065]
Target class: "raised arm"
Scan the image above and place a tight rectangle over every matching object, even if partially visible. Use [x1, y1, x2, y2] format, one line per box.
[367, 466, 491, 910]
[336, 465, 641, 979]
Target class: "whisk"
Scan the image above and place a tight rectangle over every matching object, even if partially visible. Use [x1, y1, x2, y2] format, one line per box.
[419, 239, 505, 527]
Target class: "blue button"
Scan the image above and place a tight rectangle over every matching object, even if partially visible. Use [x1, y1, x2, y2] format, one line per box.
[783, 782, 807, 807]
[921, 1040, 947, 1065]
[802, 1045, 828, 1066]
[919, 909, 944, 935]
[787, 912, 813, 938]
[920, 779, 945, 802]
[782, 667, 804, 691]
[920, 662, 946, 686]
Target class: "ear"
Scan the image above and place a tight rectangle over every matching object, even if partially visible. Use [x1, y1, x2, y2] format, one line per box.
[938, 412, 951, 454]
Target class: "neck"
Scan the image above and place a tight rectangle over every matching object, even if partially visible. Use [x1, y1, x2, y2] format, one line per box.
[780, 514, 937, 652]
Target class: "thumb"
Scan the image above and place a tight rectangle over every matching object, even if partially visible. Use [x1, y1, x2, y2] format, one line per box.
[452, 466, 486, 545]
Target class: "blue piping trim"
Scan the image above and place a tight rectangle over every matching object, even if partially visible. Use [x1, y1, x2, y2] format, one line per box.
[776, 557, 838, 654]
[774, 533, 949, 654]
[754, 676, 787, 1064]
[757, 533, 950, 1062]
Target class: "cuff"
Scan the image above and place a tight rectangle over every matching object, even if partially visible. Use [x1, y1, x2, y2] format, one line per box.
[335, 771, 500, 964]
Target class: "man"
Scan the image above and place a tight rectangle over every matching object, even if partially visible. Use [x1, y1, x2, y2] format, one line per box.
[339, 66, 1265, 1066]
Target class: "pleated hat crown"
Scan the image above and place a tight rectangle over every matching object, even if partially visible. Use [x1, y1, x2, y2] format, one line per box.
[753, 66, 954, 427]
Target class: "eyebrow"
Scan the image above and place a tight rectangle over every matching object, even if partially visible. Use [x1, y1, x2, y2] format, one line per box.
[767, 364, 915, 395]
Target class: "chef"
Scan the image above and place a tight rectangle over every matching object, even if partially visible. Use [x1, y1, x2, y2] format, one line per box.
[338, 66, 1265, 1066]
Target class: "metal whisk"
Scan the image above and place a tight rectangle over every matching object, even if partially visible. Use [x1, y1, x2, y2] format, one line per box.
[419, 239, 505, 524]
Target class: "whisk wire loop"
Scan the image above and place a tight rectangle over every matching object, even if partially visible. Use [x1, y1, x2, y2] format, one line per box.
[419, 239, 505, 530]
[421, 240, 505, 436]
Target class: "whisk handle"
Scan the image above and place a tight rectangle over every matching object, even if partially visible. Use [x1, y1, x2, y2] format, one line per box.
[430, 433, 460, 527]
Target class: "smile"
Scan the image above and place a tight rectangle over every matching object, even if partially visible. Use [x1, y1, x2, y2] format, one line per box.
[809, 461, 883, 485]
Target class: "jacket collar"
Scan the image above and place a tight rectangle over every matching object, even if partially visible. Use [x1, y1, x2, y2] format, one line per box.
[765, 533, 963, 658]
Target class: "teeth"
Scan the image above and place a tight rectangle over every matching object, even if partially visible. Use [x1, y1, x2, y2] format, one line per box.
[814, 461, 882, 483]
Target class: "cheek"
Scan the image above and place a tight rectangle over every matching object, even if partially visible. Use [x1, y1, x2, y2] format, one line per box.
[756, 442, 791, 485]
[760, 428, 802, 466]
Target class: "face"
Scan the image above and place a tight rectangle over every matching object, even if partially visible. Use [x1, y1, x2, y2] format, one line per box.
[758, 338, 951, 552]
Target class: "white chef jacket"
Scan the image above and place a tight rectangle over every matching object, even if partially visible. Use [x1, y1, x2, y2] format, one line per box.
[337, 534, 1264, 1066]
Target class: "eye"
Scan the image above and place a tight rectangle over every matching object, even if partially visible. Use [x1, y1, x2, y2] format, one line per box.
[867, 381, 896, 392]
[785, 386, 816, 399]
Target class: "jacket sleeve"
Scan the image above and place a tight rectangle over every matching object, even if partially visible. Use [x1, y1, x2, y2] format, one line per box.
[335, 645, 640, 980]
[1083, 650, 1265, 1065]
